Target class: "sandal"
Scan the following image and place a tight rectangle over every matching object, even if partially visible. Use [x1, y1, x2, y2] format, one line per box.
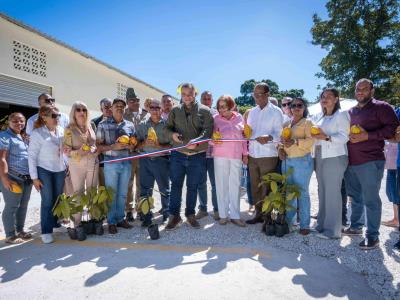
[5, 236, 24, 244]
[17, 231, 32, 240]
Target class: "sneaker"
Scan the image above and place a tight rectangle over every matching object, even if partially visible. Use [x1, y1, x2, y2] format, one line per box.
[195, 210, 208, 220]
[342, 228, 363, 236]
[213, 211, 220, 221]
[17, 231, 32, 240]
[126, 211, 135, 222]
[108, 224, 118, 234]
[231, 219, 246, 227]
[165, 215, 182, 231]
[41, 234, 54, 244]
[359, 238, 379, 250]
[186, 215, 201, 229]
[117, 219, 133, 229]
[5, 236, 24, 244]
[219, 218, 229, 225]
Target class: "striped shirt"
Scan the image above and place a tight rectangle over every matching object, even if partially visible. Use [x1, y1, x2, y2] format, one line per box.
[0, 128, 30, 175]
[96, 117, 135, 159]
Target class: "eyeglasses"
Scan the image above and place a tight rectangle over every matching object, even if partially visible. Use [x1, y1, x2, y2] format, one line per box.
[76, 108, 87, 113]
[290, 103, 304, 109]
[149, 106, 161, 111]
[44, 98, 55, 104]
[103, 105, 112, 110]
[218, 105, 228, 110]
[281, 102, 291, 107]
[51, 113, 61, 119]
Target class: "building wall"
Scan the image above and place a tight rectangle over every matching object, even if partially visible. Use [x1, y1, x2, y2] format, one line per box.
[0, 16, 169, 116]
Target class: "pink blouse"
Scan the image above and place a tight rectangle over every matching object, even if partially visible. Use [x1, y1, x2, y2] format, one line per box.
[211, 112, 248, 160]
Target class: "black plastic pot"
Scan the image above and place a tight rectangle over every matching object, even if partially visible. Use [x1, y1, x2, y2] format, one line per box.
[94, 221, 104, 235]
[82, 221, 95, 235]
[275, 223, 289, 237]
[67, 227, 77, 240]
[148, 224, 160, 240]
[265, 223, 276, 236]
[76, 225, 87, 241]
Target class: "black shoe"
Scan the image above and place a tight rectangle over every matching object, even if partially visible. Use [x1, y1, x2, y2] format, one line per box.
[126, 212, 134, 222]
[359, 238, 379, 250]
[394, 240, 400, 250]
[246, 215, 263, 225]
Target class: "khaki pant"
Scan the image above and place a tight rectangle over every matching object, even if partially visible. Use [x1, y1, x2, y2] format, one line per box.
[248, 156, 278, 214]
[69, 156, 99, 225]
[126, 158, 140, 212]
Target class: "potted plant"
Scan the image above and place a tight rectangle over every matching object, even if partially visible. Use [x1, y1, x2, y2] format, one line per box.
[52, 193, 86, 241]
[260, 168, 300, 237]
[81, 186, 113, 235]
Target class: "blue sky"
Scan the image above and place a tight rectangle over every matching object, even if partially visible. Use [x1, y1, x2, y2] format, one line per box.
[0, 0, 329, 104]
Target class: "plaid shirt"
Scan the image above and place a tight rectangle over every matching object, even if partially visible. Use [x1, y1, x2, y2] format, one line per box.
[96, 117, 135, 159]
[0, 128, 30, 175]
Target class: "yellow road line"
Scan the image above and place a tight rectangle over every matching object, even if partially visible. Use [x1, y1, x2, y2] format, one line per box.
[18, 238, 270, 258]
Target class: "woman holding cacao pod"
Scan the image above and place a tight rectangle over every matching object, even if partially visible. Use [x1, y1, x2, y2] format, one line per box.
[312, 88, 350, 240]
[63, 101, 99, 227]
[0, 112, 33, 244]
[279, 98, 314, 235]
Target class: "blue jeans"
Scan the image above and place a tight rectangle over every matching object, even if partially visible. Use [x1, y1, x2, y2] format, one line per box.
[104, 160, 131, 225]
[345, 160, 385, 240]
[139, 156, 170, 216]
[198, 157, 218, 212]
[169, 151, 206, 217]
[386, 169, 400, 204]
[283, 154, 314, 229]
[0, 175, 32, 237]
[37, 167, 65, 234]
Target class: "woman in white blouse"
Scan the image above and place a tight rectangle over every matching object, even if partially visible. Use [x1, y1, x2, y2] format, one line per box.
[311, 88, 350, 239]
[28, 105, 66, 244]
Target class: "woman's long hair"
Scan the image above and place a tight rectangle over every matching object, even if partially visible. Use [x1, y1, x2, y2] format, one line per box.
[34, 105, 59, 129]
[69, 101, 91, 130]
[320, 88, 341, 116]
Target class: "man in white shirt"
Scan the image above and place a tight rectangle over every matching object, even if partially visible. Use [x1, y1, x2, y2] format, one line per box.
[246, 83, 284, 224]
[123, 88, 148, 222]
[26, 93, 69, 136]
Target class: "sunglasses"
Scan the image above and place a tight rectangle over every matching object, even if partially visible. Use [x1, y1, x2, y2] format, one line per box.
[290, 103, 304, 109]
[76, 108, 87, 113]
[149, 106, 161, 110]
[50, 113, 61, 119]
[44, 98, 55, 104]
[281, 102, 291, 107]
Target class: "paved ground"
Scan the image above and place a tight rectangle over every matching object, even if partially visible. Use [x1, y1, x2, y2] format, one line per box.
[0, 173, 399, 299]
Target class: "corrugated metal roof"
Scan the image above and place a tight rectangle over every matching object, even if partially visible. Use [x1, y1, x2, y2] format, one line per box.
[0, 12, 172, 97]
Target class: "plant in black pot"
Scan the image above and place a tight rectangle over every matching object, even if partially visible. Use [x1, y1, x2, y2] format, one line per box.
[82, 186, 113, 236]
[52, 192, 86, 241]
[260, 168, 300, 238]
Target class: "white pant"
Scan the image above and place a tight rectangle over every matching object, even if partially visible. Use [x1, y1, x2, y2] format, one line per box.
[214, 157, 242, 219]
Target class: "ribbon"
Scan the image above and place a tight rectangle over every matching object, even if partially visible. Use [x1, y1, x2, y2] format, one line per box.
[101, 138, 278, 164]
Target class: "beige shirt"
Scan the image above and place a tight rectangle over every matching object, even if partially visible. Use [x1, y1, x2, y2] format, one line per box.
[283, 118, 315, 158]
[64, 125, 97, 161]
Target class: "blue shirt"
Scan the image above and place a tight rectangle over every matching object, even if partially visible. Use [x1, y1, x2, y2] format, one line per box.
[395, 108, 400, 167]
[96, 117, 135, 159]
[0, 128, 30, 175]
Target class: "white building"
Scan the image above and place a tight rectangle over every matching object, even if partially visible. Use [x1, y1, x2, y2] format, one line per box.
[0, 13, 173, 120]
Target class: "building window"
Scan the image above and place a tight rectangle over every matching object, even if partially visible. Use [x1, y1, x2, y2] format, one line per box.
[12, 41, 47, 77]
[117, 83, 129, 99]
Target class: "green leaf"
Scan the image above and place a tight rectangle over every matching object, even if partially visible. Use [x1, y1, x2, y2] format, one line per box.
[270, 181, 278, 193]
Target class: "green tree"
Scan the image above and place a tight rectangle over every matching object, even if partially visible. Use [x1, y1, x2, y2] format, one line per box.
[235, 79, 306, 107]
[311, 0, 400, 104]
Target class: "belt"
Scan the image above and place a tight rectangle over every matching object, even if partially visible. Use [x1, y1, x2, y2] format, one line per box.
[9, 170, 31, 181]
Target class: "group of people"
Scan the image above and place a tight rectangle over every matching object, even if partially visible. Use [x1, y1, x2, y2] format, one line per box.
[1, 78, 399, 251]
